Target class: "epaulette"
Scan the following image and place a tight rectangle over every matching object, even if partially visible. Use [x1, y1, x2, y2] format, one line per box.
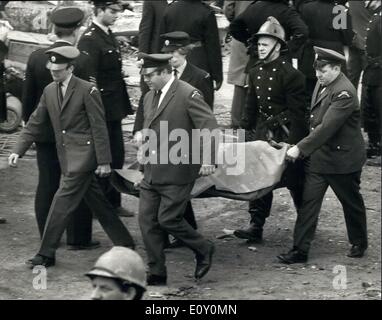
[89, 76, 97, 84]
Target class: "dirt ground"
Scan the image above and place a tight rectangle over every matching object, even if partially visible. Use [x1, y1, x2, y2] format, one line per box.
[0, 57, 381, 300]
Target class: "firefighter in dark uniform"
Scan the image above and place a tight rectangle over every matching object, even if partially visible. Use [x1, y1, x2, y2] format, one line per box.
[78, 1, 135, 217]
[278, 47, 368, 263]
[21, 7, 98, 249]
[161, 0, 223, 97]
[234, 17, 309, 244]
[229, 0, 308, 70]
[362, 7, 381, 166]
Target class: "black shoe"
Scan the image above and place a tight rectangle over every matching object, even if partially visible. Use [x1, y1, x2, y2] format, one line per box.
[195, 242, 215, 279]
[147, 274, 167, 286]
[347, 245, 367, 258]
[67, 240, 101, 251]
[115, 207, 135, 217]
[0, 217, 6, 224]
[366, 156, 381, 167]
[26, 254, 55, 268]
[277, 248, 308, 264]
[234, 225, 263, 243]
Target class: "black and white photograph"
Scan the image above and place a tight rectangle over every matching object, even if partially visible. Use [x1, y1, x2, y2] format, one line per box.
[0, 0, 380, 305]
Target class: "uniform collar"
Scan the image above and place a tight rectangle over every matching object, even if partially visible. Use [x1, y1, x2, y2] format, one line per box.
[173, 60, 187, 78]
[93, 20, 110, 35]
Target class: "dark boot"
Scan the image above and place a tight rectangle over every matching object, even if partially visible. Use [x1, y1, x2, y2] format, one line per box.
[234, 223, 263, 243]
[234, 193, 273, 243]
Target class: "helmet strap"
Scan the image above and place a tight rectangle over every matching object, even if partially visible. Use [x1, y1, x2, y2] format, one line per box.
[260, 40, 279, 63]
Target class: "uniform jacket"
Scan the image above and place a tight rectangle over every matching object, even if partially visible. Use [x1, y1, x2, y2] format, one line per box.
[363, 10, 382, 86]
[162, 0, 223, 83]
[0, 40, 7, 122]
[299, 0, 354, 80]
[139, 0, 170, 54]
[297, 73, 366, 174]
[142, 79, 218, 185]
[133, 61, 213, 133]
[229, 0, 309, 60]
[22, 41, 93, 141]
[78, 23, 134, 121]
[14, 76, 112, 174]
[241, 57, 309, 144]
[224, 0, 251, 86]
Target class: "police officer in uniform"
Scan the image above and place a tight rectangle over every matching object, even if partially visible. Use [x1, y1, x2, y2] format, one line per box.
[278, 47, 368, 263]
[22, 7, 98, 249]
[10, 46, 135, 268]
[87, 247, 146, 300]
[78, 1, 135, 217]
[234, 17, 309, 244]
[161, 0, 223, 96]
[362, 6, 381, 166]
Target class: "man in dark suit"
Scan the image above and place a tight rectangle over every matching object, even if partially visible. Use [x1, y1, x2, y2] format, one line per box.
[9, 46, 135, 268]
[138, 53, 218, 285]
[161, 0, 223, 93]
[78, 1, 135, 217]
[278, 47, 368, 264]
[22, 7, 97, 249]
[234, 17, 309, 244]
[135, 31, 214, 248]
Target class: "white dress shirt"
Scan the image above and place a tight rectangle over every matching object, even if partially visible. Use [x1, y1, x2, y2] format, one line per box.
[173, 60, 187, 79]
[60, 74, 73, 98]
[158, 75, 175, 107]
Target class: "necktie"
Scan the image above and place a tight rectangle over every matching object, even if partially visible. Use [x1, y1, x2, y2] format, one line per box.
[57, 82, 64, 106]
[173, 69, 179, 79]
[152, 90, 162, 109]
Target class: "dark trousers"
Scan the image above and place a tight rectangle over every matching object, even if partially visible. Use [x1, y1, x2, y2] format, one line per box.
[248, 161, 304, 228]
[98, 120, 125, 208]
[362, 85, 382, 154]
[138, 179, 210, 276]
[293, 170, 368, 253]
[231, 85, 247, 128]
[347, 47, 367, 88]
[35, 142, 92, 245]
[39, 172, 135, 258]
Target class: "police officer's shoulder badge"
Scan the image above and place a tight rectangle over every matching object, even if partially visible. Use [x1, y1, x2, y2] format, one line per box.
[204, 72, 211, 79]
[90, 86, 98, 94]
[84, 31, 92, 36]
[337, 90, 351, 99]
[191, 90, 202, 99]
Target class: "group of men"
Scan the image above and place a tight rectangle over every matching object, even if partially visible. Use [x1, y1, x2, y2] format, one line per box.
[1, 0, 379, 290]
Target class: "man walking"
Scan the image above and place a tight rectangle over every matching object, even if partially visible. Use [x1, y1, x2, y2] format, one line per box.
[234, 17, 308, 244]
[9, 46, 135, 268]
[138, 53, 218, 285]
[278, 47, 368, 263]
[22, 7, 97, 249]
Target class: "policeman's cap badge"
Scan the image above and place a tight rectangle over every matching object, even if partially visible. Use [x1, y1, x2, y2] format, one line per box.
[165, 40, 170, 46]
[51, 56, 56, 63]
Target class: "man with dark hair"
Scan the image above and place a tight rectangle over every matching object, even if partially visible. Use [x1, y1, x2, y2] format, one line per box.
[22, 7, 98, 249]
[9, 46, 135, 268]
[278, 46, 368, 264]
[78, 0, 135, 217]
[234, 17, 308, 244]
[87, 247, 146, 300]
[138, 53, 218, 285]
